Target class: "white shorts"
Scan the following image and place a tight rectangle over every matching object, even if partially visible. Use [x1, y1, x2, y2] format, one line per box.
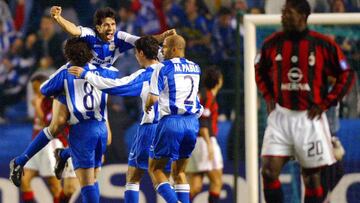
[186, 137, 223, 173]
[24, 139, 63, 177]
[261, 104, 336, 168]
[63, 158, 77, 178]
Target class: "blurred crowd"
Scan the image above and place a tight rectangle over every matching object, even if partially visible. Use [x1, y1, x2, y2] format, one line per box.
[1, 0, 360, 124]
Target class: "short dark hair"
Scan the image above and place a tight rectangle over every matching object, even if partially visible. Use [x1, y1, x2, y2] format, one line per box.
[64, 38, 93, 66]
[94, 7, 116, 26]
[202, 67, 222, 89]
[286, 0, 311, 19]
[135, 36, 159, 60]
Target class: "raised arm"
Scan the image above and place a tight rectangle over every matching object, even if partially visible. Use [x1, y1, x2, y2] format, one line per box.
[152, 29, 177, 43]
[50, 6, 81, 37]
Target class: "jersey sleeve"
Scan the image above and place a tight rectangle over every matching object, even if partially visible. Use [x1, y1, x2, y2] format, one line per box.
[320, 41, 355, 110]
[40, 65, 67, 97]
[85, 68, 147, 97]
[115, 31, 140, 53]
[149, 64, 165, 96]
[255, 44, 274, 103]
[78, 26, 97, 44]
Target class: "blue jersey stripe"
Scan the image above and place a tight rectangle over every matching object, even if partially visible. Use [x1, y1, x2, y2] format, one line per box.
[67, 77, 84, 122]
[167, 68, 177, 114]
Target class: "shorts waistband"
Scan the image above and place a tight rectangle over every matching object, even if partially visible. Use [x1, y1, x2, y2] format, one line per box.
[275, 104, 307, 116]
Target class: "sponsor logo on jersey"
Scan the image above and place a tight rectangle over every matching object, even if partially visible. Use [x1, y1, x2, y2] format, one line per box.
[281, 67, 310, 91]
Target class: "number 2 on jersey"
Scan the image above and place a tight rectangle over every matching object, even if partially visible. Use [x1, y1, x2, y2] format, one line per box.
[184, 75, 194, 105]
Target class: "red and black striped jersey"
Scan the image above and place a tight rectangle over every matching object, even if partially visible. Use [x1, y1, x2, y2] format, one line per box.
[255, 29, 355, 111]
[199, 89, 218, 137]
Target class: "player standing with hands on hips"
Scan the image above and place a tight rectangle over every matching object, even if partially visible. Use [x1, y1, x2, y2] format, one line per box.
[255, 0, 355, 203]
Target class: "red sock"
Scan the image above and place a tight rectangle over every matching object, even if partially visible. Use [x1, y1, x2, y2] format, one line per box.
[305, 186, 324, 203]
[54, 196, 60, 203]
[263, 179, 283, 203]
[59, 190, 71, 203]
[22, 191, 35, 202]
[209, 191, 220, 203]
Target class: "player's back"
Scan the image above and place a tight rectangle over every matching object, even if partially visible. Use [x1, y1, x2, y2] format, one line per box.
[151, 57, 202, 119]
[41, 63, 119, 124]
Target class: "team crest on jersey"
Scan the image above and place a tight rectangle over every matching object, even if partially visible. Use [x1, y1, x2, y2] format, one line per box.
[308, 52, 315, 66]
[109, 42, 115, 51]
[275, 54, 282, 61]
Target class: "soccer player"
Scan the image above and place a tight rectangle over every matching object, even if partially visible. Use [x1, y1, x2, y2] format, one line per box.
[146, 35, 203, 203]
[186, 67, 224, 203]
[255, 1, 355, 203]
[21, 73, 63, 203]
[41, 38, 114, 203]
[67, 35, 171, 203]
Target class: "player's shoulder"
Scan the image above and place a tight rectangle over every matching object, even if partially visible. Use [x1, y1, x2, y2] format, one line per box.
[308, 30, 339, 47]
[149, 63, 165, 71]
[79, 26, 96, 37]
[116, 30, 138, 39]
[263, 31, 285, 47]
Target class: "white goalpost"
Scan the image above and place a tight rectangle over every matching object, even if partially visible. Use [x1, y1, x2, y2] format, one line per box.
[243, 13, 360, 203]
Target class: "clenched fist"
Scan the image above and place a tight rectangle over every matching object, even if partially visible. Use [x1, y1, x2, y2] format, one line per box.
[50, 6, 62, 20]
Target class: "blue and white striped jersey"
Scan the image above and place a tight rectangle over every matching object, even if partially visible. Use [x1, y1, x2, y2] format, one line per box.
[150, 58, 203, 118]
[78, 26, 140, 67]
[40, 63, 119, 124]
[83, 63, 163, 125]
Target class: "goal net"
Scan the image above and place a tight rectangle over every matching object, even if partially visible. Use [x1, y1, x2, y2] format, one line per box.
[243, 13, 360, 203]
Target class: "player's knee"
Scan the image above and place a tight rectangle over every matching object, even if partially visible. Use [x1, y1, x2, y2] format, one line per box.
[49, 183, 62, 196]
[211, 176, 223, 188]
[261, 168, 279, 181]
[63, 184, 77, 196]
[127, 172, 141, 183]
[172, 171, 186, 183]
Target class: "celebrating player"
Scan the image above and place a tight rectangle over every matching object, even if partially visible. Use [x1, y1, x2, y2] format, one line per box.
[255, 0, 355, 203]
[67, 35, 172, 203]
[146, 35, 203, 203]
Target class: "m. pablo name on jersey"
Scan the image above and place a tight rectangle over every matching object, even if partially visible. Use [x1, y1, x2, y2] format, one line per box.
[174, 63, 200, 73]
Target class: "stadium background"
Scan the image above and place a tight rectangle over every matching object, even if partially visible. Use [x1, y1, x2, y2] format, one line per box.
[0, 0, 359, 202]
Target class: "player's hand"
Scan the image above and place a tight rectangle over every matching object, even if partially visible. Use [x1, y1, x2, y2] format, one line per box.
[207, 143, 214, 161]
[145, 105, 152, 114]
[50, 6, 62, 20]
[307, 104, 323, 120]
[68, 66, 84, 78]
[266, 99, 275, 114]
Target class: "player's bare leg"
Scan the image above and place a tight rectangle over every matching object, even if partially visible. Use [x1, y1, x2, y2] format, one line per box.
[149, 158, 178, 203]
[20, 169, 38, 202]
[44, 176, 62, 202]
[62, 177, 79, 201]
[188, 172, 204, 200]
[75, 168, 98, 202]
[125, 166, 145, 203]
[207, 169, 223, 203]
[302, 168, 324, 203]
[172, 158, 191, 203]
[261, 156, 290, 203]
